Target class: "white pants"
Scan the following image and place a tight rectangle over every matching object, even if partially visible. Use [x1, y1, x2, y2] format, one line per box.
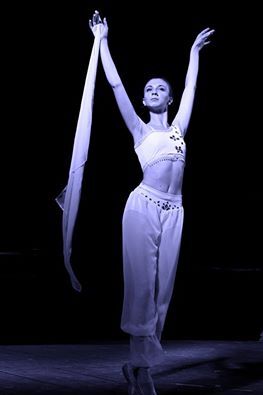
[121, 182, 184, 367]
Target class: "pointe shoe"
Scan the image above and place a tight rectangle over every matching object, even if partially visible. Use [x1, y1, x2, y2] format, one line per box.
[136, 367, 157, 395]
[122, 363, 140, 395]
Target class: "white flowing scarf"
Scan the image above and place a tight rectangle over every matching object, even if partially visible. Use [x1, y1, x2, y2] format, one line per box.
[56, 30, 100, 292]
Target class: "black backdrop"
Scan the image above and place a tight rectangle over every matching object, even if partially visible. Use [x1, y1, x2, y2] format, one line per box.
[0, 1, 262, 343]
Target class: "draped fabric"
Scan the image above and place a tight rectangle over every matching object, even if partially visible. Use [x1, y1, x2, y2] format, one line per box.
[55, 30, 100, 292]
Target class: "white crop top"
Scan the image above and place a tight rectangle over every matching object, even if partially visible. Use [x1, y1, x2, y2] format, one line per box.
[134, 124, 186, 171]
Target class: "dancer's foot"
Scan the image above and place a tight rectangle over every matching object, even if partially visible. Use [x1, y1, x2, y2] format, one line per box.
[122, 363, 140, 395]
[137, 367, 157, 395]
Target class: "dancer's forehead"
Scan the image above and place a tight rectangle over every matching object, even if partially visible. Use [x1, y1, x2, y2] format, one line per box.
[145, 78, 169, 89]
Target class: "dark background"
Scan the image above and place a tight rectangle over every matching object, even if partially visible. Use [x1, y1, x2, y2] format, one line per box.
[1, 1, 262, 343]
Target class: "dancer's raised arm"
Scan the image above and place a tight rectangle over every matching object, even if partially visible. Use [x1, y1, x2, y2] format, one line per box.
[173, 27, 215, 136]
[89, 11, 142, 141]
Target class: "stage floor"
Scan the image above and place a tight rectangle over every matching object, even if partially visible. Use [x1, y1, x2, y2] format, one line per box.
[0, 340, 262, 394]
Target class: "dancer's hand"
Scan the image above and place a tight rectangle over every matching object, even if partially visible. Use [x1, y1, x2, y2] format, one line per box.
[191, 27, 215, 52]
[89, 10, 108, 40]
